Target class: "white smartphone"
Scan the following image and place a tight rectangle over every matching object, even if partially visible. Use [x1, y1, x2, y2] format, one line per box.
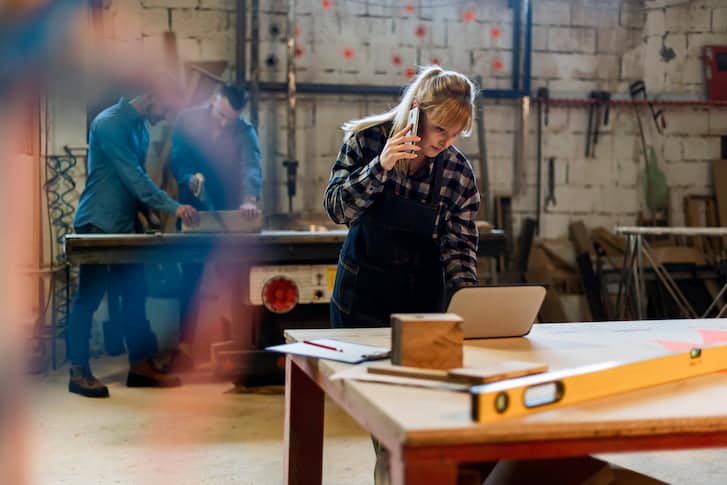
[406, 105, 420, 149]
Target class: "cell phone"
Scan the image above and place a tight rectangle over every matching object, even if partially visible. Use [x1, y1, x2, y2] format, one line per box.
[406, 105, 420, 149]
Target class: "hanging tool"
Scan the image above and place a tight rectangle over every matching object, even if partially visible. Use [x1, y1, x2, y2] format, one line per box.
[283, 159, 299, 213]
[535, 87, 549, 234]
[545, 157, 556, 210]
[630, 80, 666, 134]
[629, 81, 668, 217]
[471, 343, 727, 423]
[513, 97, 530, 197]
[591, 91, 610, 156]
[585, 91, 611, 158]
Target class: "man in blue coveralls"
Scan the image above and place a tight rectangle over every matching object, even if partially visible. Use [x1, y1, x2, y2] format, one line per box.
[169, 83, 262, 367]
[68, 92, 200, 398]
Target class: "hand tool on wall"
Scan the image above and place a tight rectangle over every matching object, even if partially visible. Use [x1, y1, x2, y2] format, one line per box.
[535, 87, 549, 234]
[545, 157, 556, 211]
[513, 97, 530, 197]
[283, 159, 299, 213]
[585, 91, 611, 158]
[629, 81, 668, 217]
[630, 80, 666, 134]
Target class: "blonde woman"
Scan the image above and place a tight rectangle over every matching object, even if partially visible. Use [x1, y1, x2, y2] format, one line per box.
[324, 65, 481, 328]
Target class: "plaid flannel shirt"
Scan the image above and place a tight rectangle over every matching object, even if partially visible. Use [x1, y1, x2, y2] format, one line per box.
[323, 123, 480, 293]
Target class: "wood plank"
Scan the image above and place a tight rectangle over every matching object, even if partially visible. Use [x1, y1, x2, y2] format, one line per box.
[181, 210, 263, 233]
[713, 160, 727, 227]
[570, 221, 606, 321]
[448, 362, 548, 384]
[368, 365, 450, 382]
[366, 361, 548, 385]
[569, 221, 592, 254]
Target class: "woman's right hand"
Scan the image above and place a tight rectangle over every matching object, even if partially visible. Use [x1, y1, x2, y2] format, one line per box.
[379, 124, 420, 171]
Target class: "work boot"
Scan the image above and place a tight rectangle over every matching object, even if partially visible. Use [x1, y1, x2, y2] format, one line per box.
[165, 342, 195, 373]
[68, 365, 110, 398]
[127, 359, 182, 388]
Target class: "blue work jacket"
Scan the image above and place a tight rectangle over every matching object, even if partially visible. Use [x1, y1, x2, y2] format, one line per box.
[74, 97, 179, 233]
[170, 104, 262, 211]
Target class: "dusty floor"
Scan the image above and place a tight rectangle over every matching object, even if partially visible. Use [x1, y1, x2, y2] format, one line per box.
[26, 355, 374, 485]
[25, 356, 727, 485]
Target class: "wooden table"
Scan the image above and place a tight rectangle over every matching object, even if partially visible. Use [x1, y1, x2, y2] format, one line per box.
[283, 319, 727, 485]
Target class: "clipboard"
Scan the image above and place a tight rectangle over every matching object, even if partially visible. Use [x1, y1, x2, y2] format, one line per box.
[266, 339, 391, 364]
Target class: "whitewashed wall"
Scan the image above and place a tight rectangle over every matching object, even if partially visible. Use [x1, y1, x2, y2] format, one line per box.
[54, 0, 727, 237]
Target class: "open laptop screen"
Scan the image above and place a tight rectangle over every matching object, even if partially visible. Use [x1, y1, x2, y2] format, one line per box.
[447, 285, 546, 339]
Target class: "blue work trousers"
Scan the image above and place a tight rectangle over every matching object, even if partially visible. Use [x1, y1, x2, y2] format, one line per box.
[67, 225, 156, 366]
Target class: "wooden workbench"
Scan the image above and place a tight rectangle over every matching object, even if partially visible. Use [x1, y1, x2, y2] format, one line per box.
[284, 319, 727, 485]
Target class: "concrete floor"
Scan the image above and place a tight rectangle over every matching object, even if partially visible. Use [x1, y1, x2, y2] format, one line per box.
[25, 356, 727, 485]
[26, 356, 374, 485]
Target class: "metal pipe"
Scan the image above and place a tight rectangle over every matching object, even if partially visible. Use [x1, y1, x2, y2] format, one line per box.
[474, 76, 490, 222]
[535, 91, 542, 233]
[254, 82, 527, 98]
[235, 0, 247, 85]
[286, 0, 296, 164]
[534, 97, 727, 107]
[523, 0, 532, 94]
[511, 0, 522, 92]
[250, 0, 260, 128]
[285, 0, 297, 213]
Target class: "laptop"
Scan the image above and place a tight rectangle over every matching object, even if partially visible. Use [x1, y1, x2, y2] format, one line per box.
[447, 284, 546, 339]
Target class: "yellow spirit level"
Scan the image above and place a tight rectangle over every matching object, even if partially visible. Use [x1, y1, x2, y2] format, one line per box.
[471, 344, 727, 423]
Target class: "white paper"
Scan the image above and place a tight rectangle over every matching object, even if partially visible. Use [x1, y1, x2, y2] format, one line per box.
[266, 339, 390, 364]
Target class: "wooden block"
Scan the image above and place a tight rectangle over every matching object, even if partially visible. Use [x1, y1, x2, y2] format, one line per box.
[390, 313, 463, 370]
[182, 210, 262, 233]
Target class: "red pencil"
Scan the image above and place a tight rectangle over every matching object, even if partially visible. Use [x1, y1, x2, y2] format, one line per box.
[303, 340, 343, 352]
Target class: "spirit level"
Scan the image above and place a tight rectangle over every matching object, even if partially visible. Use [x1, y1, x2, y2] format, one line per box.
[471, 344, 727, 423]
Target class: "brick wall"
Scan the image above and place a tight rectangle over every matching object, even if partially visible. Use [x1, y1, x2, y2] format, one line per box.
[90, 0, 727, 237]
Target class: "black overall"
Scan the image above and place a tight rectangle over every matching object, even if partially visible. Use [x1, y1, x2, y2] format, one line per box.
[330, 158, 446, 328]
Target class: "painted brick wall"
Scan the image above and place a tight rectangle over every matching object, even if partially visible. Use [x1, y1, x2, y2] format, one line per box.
[89, 0, 727, 237]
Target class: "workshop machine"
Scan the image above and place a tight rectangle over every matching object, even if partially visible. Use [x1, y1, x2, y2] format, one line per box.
[65, 224, 505, 384]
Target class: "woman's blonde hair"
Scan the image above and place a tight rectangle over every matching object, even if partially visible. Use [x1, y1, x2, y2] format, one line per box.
[342, 65, 477, 173]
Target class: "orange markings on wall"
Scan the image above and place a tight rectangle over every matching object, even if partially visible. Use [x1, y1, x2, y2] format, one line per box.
[490, 27, 502, 39]
[415, 25, 427, 38]
[431, 57, 441, 65]
[405, 67, 416, 79]
[295, 46, 304, 57]
[392, 55, 402, 66]
[404, 3, 415, 14]
[463, 10, 475, 22]
[321, 0, 332, 9]
[343, 48, 354, 59]
[493, 58, 504, 71]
